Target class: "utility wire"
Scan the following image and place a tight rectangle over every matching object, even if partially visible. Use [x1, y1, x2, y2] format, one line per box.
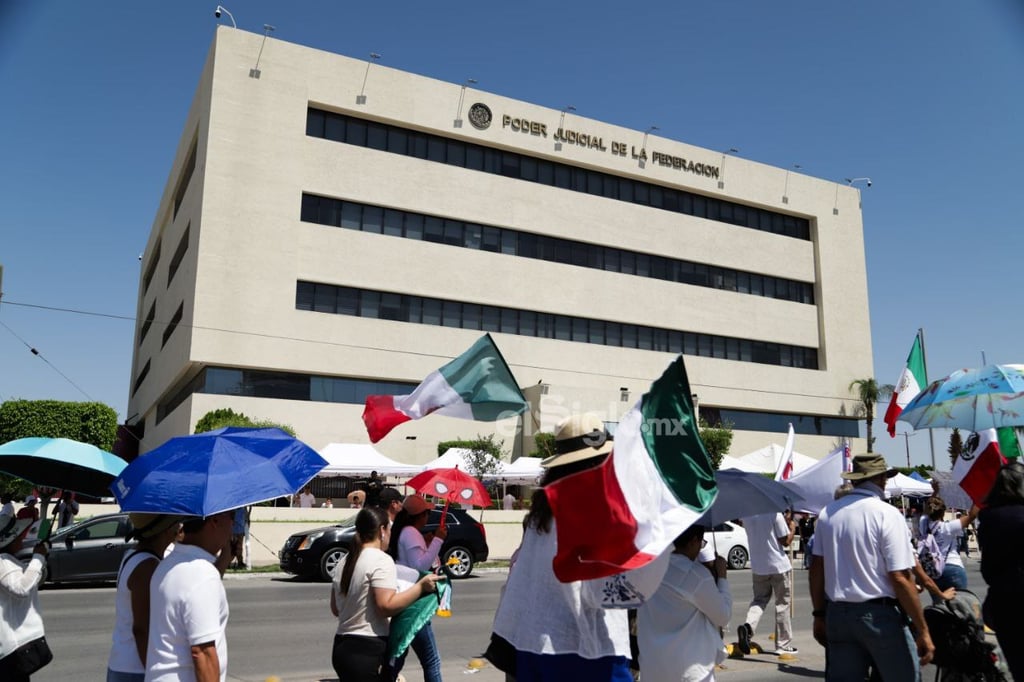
[0, 317, 96, 402]
[0, 299, 858, 406]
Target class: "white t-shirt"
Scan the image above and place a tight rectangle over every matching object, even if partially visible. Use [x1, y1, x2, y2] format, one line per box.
[741, 513, 792, 575]
[333, 547, 397, 638]
[503, 494, 516, 510]
[298, 492, 315, 508]
[108, 550, 160, 674]
[638, 553, 731, 682]
[145, 544, 229, 682]
[813, 484, 915, 602]
[925, 519, 964, 568]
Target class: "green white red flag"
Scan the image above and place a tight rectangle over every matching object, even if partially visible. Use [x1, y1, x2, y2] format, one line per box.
[361, 334, 528, 443]
[884, 334, 927, 437]
[545, 355, 718, 583]
[954, 429, 1007, 505]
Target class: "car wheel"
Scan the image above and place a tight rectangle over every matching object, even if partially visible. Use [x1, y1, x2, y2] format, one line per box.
[442, 546, 474, 579]
[320, 547, 347, 582]
[727, 545, 748, 570]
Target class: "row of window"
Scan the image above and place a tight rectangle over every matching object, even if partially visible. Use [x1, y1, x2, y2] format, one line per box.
[156, 366, 418, 424]
[701, 407, 859, 438]
[306, 108, 811, 241]
[301, 194, 815, 305]
[152, 366, 857, 439]
[295, 281, 819, 369]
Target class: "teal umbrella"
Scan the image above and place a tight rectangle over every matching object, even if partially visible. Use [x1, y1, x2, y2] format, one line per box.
[898, 364, 1024, 431]
[0, 437, 128, 496]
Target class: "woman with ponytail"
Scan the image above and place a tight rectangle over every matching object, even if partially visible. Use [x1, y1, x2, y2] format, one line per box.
[330, 506, 442, 681]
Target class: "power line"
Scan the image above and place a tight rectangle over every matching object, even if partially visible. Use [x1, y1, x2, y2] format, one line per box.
[0, 318, 96, 402]
[0, 299, 859, 407]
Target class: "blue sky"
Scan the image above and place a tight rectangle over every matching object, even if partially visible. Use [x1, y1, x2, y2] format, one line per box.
[1, 1, 1022, 469]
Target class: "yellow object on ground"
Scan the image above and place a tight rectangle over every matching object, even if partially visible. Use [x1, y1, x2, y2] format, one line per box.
[467, 658, 487, 669]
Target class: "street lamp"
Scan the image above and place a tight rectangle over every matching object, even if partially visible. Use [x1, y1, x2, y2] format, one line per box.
[356, 53, 381, 104]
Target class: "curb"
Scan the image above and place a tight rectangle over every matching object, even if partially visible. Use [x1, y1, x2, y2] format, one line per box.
[224, 566, 510, 580]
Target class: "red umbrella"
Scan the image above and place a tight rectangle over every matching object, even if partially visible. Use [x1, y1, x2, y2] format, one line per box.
[405, 466, 492, 529]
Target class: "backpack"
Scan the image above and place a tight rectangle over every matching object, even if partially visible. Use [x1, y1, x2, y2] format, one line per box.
[923, 590, 1008, 681]
[918, 522, 946, 580]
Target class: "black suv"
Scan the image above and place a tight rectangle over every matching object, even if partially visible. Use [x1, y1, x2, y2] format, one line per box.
[280, 507, 489, 581]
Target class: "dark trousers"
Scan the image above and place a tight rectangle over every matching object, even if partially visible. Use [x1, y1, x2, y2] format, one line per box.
[985, 594, 1024, 681]
[332, 634, 388, 682]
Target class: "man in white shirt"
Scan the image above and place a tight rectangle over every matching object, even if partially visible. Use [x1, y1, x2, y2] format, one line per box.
[810, 454, 934, 681]
[737, 511, 796, 655]
[503, 492, 516, 510]
[146, 510, 233, 682]
[638, 524, 731, 681]
[296, 487, 315, 508]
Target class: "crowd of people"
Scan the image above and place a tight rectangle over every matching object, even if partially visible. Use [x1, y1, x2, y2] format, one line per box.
[2, 425, 1023, 680]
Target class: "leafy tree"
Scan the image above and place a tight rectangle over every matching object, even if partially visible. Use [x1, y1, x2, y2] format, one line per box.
[699, 418, 733, 470]
[529, 432, 556, 460]
[848, 378, 894, 452]
[948, 428, 964, 469]
[193, 407, 295, 435]
[437, 434, 506, 479]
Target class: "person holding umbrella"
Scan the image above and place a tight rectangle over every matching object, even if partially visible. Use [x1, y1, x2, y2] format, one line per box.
[146, 511, 235, 682]
[386, 494, 447, 682]
[0, 514, 50, 680]
[106, 514, 183, 682]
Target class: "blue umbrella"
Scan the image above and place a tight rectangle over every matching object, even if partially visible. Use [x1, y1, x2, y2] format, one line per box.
[111, 427, 328, 516]
[898, 364, 1024, 431]
[0, 437, 128, 496]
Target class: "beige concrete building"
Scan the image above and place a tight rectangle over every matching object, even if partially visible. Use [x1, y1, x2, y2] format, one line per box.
[126, 27, 873, 464]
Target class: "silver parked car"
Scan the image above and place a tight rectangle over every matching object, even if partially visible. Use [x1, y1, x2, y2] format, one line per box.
[18, 512, 135, 584]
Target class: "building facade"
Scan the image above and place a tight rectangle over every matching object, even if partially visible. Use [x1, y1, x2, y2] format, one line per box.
[126, 27, 873, 463]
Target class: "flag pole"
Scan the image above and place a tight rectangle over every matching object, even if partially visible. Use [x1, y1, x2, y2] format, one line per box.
[918, 328, 937, 471]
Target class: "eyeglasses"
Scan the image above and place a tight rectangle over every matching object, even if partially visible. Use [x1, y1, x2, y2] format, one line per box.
[700, 539, 707, 548]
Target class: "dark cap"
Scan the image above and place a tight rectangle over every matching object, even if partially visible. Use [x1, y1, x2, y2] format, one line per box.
[378, 487, 403, 506]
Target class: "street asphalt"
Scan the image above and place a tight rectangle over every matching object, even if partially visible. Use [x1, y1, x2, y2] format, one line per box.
[35, 555, 993, 681]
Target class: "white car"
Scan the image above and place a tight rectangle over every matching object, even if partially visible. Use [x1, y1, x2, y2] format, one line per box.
[706, 521, 749, 570]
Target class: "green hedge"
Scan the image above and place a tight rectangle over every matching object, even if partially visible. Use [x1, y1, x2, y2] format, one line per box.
[0, 399, 118, 451]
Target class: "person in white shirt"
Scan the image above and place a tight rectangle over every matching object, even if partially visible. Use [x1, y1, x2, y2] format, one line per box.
[145, 511, 234, 682]
[502, 493, 516, 511]
[737, 511, 796, 655]
[810, 454, 934, 681]
[638, 524, 731, 681]
[492, 414, 668, 681]
[0, 493, 14, 518]
[106, 514, 182, 682]
[296, 487, 315, 508]
[922, 497, 978, 601]
[330, 507, 440, 681]
[0, 514, 48, 681]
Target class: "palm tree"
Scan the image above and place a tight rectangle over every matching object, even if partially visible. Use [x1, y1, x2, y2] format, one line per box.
[848, 378, 895, 452]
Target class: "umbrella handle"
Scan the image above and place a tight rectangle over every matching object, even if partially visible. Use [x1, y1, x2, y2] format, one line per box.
[440, 499, 450, 531]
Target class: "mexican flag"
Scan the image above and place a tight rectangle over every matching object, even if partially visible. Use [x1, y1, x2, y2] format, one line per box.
[954, 429, 1007, 505]
[545, 355, 718, 583]
[997, 427, 1022, 459]
[884, 335, 927, 437]
[362, 334, 528, 443]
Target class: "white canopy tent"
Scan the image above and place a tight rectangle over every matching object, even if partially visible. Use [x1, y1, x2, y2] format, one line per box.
[886, 472, 933, 498]
[482, 456, 544, 484]
[733, 443, 818, 476]
[317, 443, 422, 477]
[718, 455, 746, 471]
